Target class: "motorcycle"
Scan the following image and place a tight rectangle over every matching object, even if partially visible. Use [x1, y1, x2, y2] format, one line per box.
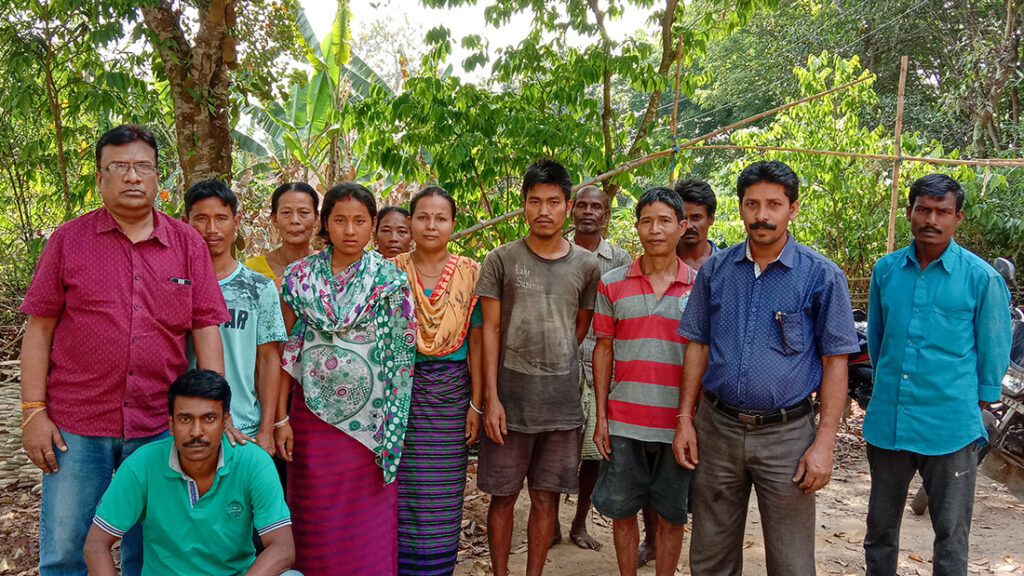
[980, 257, 1024, 502]
[847, 308, 872, 410]
[846, 257, 1024, 513]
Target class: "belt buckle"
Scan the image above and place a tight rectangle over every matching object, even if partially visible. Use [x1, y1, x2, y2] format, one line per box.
[737, 412, 758, 425]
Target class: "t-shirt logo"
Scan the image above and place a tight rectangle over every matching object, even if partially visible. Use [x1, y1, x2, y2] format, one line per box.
[679, 290, 691, 313]
[226, 501, 244, 519]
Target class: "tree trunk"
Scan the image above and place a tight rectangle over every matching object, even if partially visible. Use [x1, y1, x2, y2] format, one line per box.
[39, 4, 72, 216]
[971, 0, 1022, 155]
[616, 0, 680, 202]
[586, 0, 616, 201]
[141, 0, 237, 187]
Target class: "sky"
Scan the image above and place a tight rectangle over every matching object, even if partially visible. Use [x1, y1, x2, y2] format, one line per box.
[299, 0, 654, 82]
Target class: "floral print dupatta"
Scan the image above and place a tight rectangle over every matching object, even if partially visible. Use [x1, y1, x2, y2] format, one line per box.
[282, 248, 417, 483]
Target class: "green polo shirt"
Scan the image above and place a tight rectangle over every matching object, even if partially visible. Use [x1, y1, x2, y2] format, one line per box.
[93, 435, 291, 576]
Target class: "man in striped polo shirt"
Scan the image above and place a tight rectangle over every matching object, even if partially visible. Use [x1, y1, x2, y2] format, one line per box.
[591, 187, 696, 576]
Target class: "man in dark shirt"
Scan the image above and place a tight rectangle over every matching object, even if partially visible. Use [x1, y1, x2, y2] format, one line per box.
[475, 159, 602, 576]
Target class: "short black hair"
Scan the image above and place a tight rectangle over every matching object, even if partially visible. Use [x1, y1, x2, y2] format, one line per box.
[184, 178, 238, 216]
[376, 206, 411, 232]
[271, 182, 320, 216]
[636, 186, 686, 220]
[95, 124, 158, 169]
[522, 158, 572, 201]
[319, 182, 377, 245]
[736, 160, 799, 203]
[410, 186, 457, 219]
[168, 369, 231, 415]
[673, 178, 717, 217]
[909, 173, 965, 211]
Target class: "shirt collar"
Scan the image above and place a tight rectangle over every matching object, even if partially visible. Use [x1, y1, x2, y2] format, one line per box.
[95, 207, 170, 247]
[165, 435, 230, 479]
[571, 236, 615, 261]
[737, 233, 796, 268]
[903, 238, 958, 273]
[625, 255, 696, 286]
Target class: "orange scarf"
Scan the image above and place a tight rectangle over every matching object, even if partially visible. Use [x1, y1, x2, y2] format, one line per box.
[393, 252, 481, 357]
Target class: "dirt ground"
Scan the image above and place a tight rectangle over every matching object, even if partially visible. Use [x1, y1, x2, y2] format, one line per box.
[1, 426, 1022, 575]
[453, 431, 1024, 576]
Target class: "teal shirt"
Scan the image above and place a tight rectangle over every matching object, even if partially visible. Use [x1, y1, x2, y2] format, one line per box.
[189, 263, 287, 435]
[414, 294, 482, 363]
[93, 436, 291, 576]
[864, 240, 1012, 455]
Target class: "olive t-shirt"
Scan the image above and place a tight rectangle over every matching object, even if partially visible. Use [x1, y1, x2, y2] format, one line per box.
[475, 238, 602, 432]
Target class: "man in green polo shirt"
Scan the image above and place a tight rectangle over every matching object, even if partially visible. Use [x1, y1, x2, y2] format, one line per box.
[83, 369, 299, 576]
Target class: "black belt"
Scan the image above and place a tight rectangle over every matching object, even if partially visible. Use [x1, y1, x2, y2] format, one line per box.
[704, 390, 816, 425]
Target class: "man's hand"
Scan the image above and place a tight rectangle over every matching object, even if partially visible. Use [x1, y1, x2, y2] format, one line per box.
[793, 437, 834, 493]
[465, 408, 481, 445]
[484, 399, 507, 445]
[224, 418, 253, 447]
[254, 428, 276, 456]
[274, 422, 294, 462]
[22, 410, 66, 474]
[672, 417, 699, 469]
[593, 417, 611, 461]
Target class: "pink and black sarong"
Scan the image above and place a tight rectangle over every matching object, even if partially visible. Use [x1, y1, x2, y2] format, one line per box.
[288, 386, 399, 576]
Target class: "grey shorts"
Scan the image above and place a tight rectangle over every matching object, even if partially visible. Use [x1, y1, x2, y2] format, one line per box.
[478, 427, 583, 496]
[592, 435, 693, 525]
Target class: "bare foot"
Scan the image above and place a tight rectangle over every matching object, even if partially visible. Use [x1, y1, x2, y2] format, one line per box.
[550, 523, 563, 548]
[637, 540, 655, 567]
[569, 526, 602, 551]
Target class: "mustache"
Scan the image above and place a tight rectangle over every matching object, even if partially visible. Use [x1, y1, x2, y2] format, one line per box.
[919, 226, 941, 234]
[683, 230, 699, 236]
[185, 438, 210, 447]
[749, 221, 777, 231]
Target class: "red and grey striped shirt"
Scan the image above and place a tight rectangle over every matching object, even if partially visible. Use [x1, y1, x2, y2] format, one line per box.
[593, 256, 695, 443]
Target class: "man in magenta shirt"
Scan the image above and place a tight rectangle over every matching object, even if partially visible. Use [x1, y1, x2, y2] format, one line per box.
[19, 124, 229, 576]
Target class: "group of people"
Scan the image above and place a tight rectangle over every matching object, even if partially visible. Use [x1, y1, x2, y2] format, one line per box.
[18, 123, 1012, 576]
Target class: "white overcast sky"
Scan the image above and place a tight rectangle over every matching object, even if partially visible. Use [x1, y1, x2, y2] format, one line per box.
[299, 0, 653, 81]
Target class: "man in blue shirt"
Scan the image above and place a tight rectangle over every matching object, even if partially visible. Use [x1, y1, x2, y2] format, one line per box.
[863, 173, 1011, 576]
[673, 160, 859, 576]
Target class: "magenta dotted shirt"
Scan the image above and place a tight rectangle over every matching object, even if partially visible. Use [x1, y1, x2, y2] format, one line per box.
[21, 208, 229, 439]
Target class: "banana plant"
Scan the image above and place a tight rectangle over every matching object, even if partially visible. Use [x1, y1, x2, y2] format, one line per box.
[232, 0, 393, 190]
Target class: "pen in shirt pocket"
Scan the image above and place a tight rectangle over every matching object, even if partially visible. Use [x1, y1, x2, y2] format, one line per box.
[168, 277, 192, 285]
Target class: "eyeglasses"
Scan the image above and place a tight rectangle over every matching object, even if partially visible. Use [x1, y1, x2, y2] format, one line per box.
[102, 161, 158, 177]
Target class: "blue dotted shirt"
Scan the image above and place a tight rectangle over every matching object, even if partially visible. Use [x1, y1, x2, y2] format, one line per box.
[678, 234, 860, 409]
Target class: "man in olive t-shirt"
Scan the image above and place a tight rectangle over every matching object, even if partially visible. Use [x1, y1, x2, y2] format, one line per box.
[475, 159, 602, 576]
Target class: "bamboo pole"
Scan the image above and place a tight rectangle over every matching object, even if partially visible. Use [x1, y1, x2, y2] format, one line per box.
[686, 144, 1024, 167]
[453, 74, 875, 240]
[886, 56, 909, 253]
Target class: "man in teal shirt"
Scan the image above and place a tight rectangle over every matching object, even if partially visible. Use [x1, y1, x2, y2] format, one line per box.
[83, 369, 299, 576]
[863, 174, 1011, 576]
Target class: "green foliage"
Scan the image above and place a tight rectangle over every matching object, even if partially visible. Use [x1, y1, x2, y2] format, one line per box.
[687, 53, 1023, 277]
[0, 0, 169, 292]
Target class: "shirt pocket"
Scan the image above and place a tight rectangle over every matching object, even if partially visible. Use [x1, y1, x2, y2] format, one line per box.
[928, 307, 974, 358]
[152, 281, 194, 332]
[771, 310, 805, 356]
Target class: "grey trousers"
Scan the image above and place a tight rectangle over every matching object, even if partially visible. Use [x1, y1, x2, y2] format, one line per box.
[689, 402, 818, 576]
[864, 442, 978, 576]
